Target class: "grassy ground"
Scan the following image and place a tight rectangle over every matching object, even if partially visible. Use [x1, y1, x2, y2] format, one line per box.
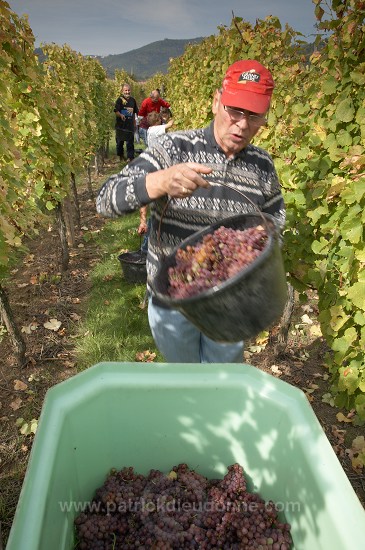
[74, 211, 163, 369]
[75, 139, 160, 367]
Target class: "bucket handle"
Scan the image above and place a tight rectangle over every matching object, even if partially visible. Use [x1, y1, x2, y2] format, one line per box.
[211, 181, 271, 233]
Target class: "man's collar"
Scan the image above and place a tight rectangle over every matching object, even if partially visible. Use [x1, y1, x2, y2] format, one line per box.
[204, 121, 217, 148]
[204, 120, 248, 159]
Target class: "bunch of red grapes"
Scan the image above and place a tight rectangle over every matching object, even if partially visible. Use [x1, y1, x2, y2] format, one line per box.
[168, 225, 268, 299]
[75, 462, 292, 549]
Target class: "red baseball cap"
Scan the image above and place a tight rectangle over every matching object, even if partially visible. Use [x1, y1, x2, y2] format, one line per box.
[221, 60, 275, 114]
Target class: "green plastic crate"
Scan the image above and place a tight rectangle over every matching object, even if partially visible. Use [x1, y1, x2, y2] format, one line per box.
[6, 362, 365, 549]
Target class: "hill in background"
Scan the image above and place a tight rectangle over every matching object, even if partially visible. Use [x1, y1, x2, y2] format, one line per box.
[95, 37, 205, 80]
[35, 37, 204, 80]
[35, 36, 317, 81]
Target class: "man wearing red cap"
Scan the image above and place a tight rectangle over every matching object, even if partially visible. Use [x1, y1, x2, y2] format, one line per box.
[97, 60, 285, 363]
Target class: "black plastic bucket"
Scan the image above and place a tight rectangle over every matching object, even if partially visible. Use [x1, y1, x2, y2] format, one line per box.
[118, 250, 147, 284]
[151, 213, 288, 342]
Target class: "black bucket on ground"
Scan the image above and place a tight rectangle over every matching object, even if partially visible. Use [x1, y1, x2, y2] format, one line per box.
[151, 213, 288, 342]
[118, 250, 147, 284]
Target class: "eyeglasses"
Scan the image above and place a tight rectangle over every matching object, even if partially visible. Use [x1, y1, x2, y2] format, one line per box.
[223, 105, 267, 127]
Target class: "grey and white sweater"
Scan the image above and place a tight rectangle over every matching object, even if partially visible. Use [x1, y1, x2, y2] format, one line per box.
[96, 121, 285, 293]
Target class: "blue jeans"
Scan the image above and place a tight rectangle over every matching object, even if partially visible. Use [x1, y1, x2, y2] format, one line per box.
[139, 127, 147, 145]
[141, 218, 151, 253]
[148, 298, 244, 363]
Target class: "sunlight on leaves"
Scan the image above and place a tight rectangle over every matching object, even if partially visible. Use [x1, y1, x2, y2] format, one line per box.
[15, 417, 38, 436]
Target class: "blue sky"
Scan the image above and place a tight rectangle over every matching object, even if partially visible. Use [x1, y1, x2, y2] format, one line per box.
[8, 0, 320, 57]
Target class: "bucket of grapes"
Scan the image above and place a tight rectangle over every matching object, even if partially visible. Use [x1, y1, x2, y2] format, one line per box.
[151, 212, 288, 342]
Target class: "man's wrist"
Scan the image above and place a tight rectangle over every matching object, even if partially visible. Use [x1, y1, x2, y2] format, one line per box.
[146, 171, 165, 200]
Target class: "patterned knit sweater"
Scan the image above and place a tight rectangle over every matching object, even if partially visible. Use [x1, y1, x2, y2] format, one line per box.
[96, 121, 286, 292]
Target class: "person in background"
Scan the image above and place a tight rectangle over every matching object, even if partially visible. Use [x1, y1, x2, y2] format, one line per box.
[97, 60, 285, 363]
[146, 110, 174, 147]
[114, 83, 139, 162]
[138, 115, 148, 145]
[160, 106, 172, 124]
[137, 111, 174, 253]
[138, 89, 171, 145]
[134, 113, 140, 144]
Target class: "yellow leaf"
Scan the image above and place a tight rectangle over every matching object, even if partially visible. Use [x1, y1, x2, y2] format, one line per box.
[309, 324, 322, 336]
[336, 412, 353, 423]
[352, 435, 365, 452]
[351, 455, 364, 472]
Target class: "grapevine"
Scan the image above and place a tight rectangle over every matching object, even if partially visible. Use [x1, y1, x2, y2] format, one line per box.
[166, 1, 365, 428]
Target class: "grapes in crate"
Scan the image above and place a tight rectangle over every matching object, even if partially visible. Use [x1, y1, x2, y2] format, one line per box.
[74, 462, 292, 549]
[168, 225, 268, 299]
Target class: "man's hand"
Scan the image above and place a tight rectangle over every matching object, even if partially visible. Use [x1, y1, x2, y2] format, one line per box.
[146, 163, 212, 199]
[138, 206, 148, 234]
[137, 221, 148, 235]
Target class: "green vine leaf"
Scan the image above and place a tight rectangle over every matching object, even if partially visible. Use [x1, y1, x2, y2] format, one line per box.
[350, 69, 365, 86]
[330, 305, 350, 332]
[311, 238, 329, 255]
[341, 217, 363, 244]
[335, 97, 355, 123]
[332, 327, 358, 356]
[347, 282, 365, 311]
[338, 365, 359, 395]
[355, 394, 365, 422]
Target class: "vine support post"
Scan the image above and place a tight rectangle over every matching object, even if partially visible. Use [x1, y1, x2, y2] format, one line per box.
[270, 283, 295, 356]
[86, 163, 93, 199]
[62, 196, 76, 248]
[0, 284, 26, 367]
[55, 202, 70, 271]
[70, 173, 81, 230]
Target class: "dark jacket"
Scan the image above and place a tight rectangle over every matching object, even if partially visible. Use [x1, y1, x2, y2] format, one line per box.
[114, 95, 138, 140]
